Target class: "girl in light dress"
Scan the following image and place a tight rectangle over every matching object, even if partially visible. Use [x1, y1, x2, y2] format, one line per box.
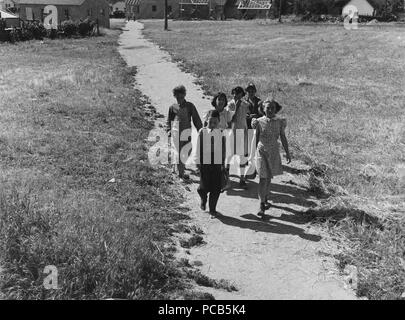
[250, 99, 291, 218]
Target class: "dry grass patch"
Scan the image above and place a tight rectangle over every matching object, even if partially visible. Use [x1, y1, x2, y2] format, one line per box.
[0, 21, 212, 299]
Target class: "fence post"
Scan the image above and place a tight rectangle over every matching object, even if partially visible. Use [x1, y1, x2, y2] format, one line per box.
[164, 0, 168, 30]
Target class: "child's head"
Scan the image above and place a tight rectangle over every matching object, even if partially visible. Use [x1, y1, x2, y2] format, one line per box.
[231, 86, 245, 101]
[211, 92, 228, 111]
[173, 85, 186, 101]
[263, 99, 282, 118]
[207, 110, 220, 129]
[245, 83, 257, 98]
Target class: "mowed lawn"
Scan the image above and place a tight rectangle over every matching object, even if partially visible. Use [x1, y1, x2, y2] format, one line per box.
[143, 20, 405, 204]
[0, 23, 197, 299]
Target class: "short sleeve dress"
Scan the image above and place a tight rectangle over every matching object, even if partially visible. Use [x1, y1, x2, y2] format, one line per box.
[253, 116, 287, 179]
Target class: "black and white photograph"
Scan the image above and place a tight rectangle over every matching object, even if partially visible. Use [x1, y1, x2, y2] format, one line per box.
[0, 0, 404, 308]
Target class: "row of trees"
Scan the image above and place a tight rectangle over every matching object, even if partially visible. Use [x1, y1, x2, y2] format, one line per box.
[272, 0, 404, 17]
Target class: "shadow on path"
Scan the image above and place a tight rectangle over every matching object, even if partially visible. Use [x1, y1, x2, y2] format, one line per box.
[215, 212, 322, 242]
[226, 180, 317, 207]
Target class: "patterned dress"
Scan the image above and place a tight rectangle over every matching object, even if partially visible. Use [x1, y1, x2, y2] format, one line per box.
[252, 116, 287, 179]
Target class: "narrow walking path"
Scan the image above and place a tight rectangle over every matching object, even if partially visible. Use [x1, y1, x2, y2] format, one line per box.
[119, 21, 356, 300]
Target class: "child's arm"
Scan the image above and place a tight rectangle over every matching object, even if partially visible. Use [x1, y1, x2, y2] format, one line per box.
[221, 135, 226, 167]
[248, 121, 260, 162]
[226, 101, 236, 125]
[280, 119, 291, 163]
[166, 106, 173, 136]
[202, 111, 209, 128]
[191, 103, 203, 132]
[195, 129, 202, 169]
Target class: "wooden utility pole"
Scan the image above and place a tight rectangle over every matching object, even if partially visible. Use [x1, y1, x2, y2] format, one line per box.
[164, 0, 168, 30]
[278, 0, 282, 22]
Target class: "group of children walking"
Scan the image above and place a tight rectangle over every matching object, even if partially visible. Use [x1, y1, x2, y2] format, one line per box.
[166, 83, 291, 218]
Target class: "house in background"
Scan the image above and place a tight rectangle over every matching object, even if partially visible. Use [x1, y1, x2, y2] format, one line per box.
[125, 0, 180, 19]
[13, 0, 110, 27]
[0, 0, 17, 11]
[124, 0, 268, 20]
[111, 0, 125, 13]
[0, 7, 20, 27]
[340, 0, 375, 16]
[333, 0, 396, 16]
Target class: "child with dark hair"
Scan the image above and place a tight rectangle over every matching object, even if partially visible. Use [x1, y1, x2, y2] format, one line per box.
[245, 83, 263, 129]
[195, 110, 226, 216]
[167, 85, 202, 180]
[204, 92, 232, 129]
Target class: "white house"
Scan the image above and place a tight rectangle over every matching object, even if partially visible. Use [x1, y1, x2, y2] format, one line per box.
[342, 0, 375, 16]
[112, 0, 125, 12]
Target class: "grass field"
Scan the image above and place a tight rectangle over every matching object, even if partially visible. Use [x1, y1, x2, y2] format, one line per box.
[143, 20, 405, 203]
[142, 20, 405, 300]
[0, 23, 210, 299]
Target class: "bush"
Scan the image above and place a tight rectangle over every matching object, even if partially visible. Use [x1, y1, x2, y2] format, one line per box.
[25, 21, 47, 40]
[60, 19, 78, 37]
[8, 29, 20, 43]
[0, 31, 8, 42]
[47, 28, 58, 39]
[0, 19, 6, 32]
[78, 19, 95, 37]
[1, 19, 99, 42]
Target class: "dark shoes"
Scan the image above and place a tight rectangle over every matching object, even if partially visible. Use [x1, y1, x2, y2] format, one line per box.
[209, 211, 217, 218]
[264, 201, 272, 210]
[257, 202, 266, 218]
[200, 201, 206, 211]
[239, 180, 248, 189]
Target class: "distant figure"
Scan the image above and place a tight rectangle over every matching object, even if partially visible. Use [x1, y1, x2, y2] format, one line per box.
[227, 86, 250, 189]
[250, 99, 291, 218]
[195, 110, 226, 216]
[167, 85, 202, 181]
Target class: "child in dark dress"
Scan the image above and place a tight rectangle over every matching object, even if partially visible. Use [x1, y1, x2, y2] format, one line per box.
[195, 110, 226, 216]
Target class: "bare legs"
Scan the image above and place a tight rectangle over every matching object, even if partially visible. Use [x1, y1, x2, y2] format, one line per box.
[258, 177, 272, 216]
[258, 177, 271, 202]
[239, 162, 247, 188]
